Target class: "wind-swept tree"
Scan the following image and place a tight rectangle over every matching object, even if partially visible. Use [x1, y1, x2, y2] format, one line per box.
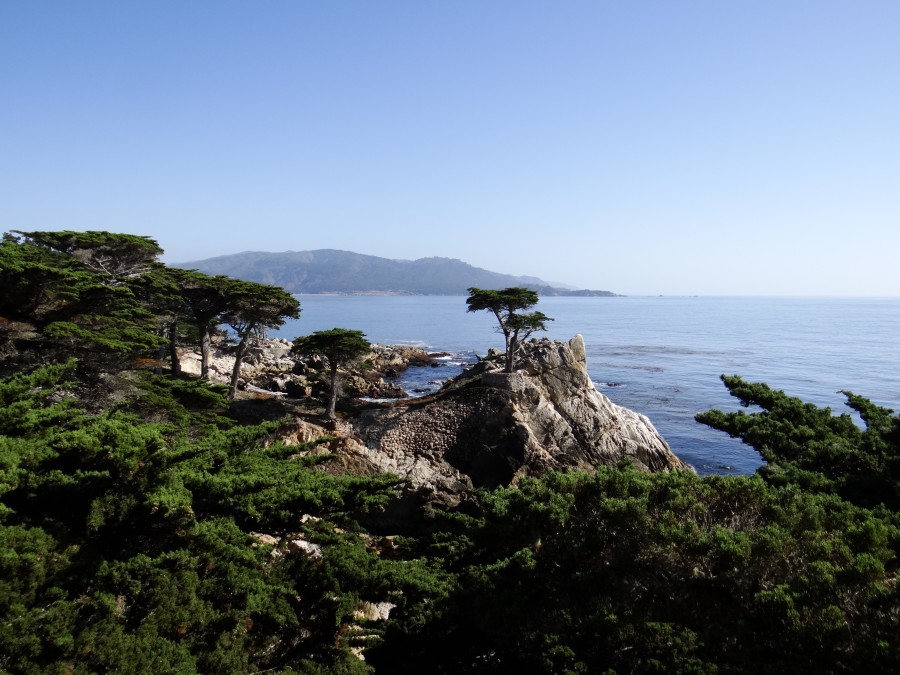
[1, 233, 87, 322]
[167, 270, 232, 380]
[696, 375, 900, 509]
[291, 328, 371, 419]
[1, 231, 162, 370]
[130, 264, 194, 376]
[222, 281, 300, 399]
[11, 230, 163, 287]
[466, 287, 552, 372]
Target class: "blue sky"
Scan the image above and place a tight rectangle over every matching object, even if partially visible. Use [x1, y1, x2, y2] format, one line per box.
[2, 1, 898, 295]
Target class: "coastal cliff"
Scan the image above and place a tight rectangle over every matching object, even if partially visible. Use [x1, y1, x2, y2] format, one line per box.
[268, 336, 687, 521]
[347, 336, 685, 505]
[178, 333, 686, 515]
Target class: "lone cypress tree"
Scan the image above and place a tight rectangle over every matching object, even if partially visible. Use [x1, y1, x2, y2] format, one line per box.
[466, 287, 552, 372]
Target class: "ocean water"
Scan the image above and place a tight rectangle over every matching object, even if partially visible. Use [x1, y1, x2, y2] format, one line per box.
[273, 296, 900, 476]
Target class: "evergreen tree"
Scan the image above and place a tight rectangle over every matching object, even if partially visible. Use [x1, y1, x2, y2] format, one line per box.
[369, 466, 900, 673]
[222, 280, 300, 399]
[166, 269, 233, 380]
[291, 328, 371, 418]
[697, 375, 900, 509]
[0, 232, 162, 371]
[10, 230, 163, 287]
[466, 287, 552, 372]
[0, 361, 421, 673]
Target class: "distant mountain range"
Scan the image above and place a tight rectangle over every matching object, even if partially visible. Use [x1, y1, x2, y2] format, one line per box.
[174, 249, 618, 296]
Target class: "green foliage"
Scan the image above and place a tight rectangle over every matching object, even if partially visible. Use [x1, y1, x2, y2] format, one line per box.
[0, 233, 162, 369]
[221, 278, 301, 398]
[0, 362, 430, 672]
[10, 230, 163, 287]
[466, 287, 552, 372]
[292, 328, 372, 365]
[0, 360, 85, 511]
[292, 328, 372, 418]
[697, 375, 900, 509]
[0, 235, 87, 322]
[43, 315, 161, 354]
[164, 268, 232, 326]
[370, 467, 900, 673]
[126, 372, 232, 430]
[223, 278, 302, 331]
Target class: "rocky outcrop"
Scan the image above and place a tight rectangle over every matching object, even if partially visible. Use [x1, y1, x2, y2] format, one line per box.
[334, 335, 688, 514]
[499, 335, 685, 474]
[184, 334, 687, 519]
[178, 337, 295, 386]
[177, 338, 436, 400]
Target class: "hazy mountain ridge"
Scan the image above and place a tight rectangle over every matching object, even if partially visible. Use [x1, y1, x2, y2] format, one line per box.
[175, 249, 618, 296]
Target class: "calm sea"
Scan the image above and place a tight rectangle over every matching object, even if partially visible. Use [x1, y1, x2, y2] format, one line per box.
[273, 296, 900, 476]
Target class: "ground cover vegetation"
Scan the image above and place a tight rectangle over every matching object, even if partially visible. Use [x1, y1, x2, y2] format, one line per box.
[1, 231, 898, 672]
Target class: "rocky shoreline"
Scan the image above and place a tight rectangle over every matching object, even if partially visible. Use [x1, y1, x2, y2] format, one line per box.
[181, 334, 689, 524]
[179, 337, 444, 401]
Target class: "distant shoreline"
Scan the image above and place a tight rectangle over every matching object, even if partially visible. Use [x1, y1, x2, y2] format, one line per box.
[292, 290, 622, 297]
[174, 249, 620, 296]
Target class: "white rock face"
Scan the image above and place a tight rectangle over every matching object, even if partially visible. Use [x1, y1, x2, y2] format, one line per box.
[353, 601, 396, 622]
[178, 349, 234, 382]
[203, 334, 687, 515]
[175, 338, 425, 399]
[505, 335, 684, 474]
[350, 336, 688, 502]
[289, 538, 323, 560]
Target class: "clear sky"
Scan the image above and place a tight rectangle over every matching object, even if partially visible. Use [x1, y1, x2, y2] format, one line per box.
[2, 1, 898, 296]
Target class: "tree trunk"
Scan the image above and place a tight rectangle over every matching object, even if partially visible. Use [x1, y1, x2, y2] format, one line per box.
[199, 325, 211, 380]
[492, 308, 513, 369]
[327, 361, 339, 419]
[228, 328, 253, 400]
[168, 321, 181, 376]
[505, 335, 517, 373]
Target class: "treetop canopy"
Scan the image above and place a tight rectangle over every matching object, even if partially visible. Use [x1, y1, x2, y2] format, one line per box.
[465, 286, 540, 314]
